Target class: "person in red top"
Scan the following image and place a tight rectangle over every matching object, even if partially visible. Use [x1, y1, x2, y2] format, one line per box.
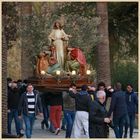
[65, 47, 87, 75]
[70, 48, 86, 65]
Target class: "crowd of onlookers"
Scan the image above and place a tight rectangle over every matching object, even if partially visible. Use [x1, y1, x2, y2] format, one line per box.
[7, 77, 138, 138]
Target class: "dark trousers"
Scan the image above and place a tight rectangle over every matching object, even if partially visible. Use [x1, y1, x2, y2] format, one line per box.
[61, 116, 67, 128]
[113, 114, 127, 138]
[7, 109, 20, 135]
[124, 114, 135, 138]
[41, 105, 49, 128]
[64, 110, 75, 138]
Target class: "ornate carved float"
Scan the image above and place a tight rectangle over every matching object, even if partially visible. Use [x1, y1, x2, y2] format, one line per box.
[28, 74, 94, 92]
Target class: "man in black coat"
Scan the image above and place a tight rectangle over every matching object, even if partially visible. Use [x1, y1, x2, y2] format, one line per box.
[124, 84, 138, 138]
[7, 81, 21, 137]
[89, 90, 111, 138]
[108, 82, 128, 138]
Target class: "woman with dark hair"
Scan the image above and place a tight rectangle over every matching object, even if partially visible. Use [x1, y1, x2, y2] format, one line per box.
[49, 21, 72, 69]
[53, 21, 62, 29]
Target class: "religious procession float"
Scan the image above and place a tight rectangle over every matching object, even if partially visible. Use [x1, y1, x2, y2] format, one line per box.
[28, 21, 95, 92]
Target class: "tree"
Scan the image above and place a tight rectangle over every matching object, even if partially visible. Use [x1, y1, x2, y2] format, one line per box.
[21, 2, 101, 68]
[57, 2, 111, 85]
[20, 2, 34, 79]
[2, 2, 19, 48]
[108, 2, 138, 88]
[96, 2, 111, 86]
[108, 2, 138, 60]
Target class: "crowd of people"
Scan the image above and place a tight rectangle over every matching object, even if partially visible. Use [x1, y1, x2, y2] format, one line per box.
[7, 77, 138, 138]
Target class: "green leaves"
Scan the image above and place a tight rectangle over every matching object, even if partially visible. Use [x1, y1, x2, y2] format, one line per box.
[3, 2, 138, 89]
[56, 2, 96, 18]
[112, 62, 138, 91]
[108, 2, 138, 90]
[108, 2, 138, 58]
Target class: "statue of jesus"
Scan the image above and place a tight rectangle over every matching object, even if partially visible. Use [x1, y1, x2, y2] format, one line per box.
[48, 21, 72, 69]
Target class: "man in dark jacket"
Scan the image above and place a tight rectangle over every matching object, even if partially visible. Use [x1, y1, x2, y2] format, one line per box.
[69, 85, 91, 138]
[89, 90, 111, 138]
[40, 92, 49, 130]
[63, 85, 76, 138]
[124, 84, 138, 138]
[108, 82, 128, 138]
[18, 84, 43, 138]
[7, 81, 21, 137]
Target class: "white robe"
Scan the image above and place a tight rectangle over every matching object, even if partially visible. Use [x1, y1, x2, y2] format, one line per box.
[49, 29, 69, 69]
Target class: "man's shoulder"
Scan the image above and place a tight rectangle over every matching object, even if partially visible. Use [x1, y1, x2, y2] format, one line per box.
[63, 91, 69, 97]
[91, 100, 99, 106]
[114, 90, 125, 95]
[80, 93, 90, 98]
[91, 100, 102, 110]
[33, 90, 40, 94]
[19, 92, 26, 99]
[132, 92, 138, 97]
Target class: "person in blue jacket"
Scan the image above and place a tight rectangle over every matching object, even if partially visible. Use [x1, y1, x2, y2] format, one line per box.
[124, 84, 138, 138]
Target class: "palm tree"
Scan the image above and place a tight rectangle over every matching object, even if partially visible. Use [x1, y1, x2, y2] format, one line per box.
[96, 2, 111, 86]
[20, 2, 33, 79]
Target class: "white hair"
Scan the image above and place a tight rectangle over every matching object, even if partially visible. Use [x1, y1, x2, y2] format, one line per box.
[96, 90, 106, 98]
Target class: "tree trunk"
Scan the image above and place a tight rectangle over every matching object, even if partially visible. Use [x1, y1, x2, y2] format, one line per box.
[96, 2, 111, 86]
[20, 3, 34, 79]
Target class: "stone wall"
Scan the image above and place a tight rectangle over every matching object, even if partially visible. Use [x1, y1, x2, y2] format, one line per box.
[2, 21, 8, 134]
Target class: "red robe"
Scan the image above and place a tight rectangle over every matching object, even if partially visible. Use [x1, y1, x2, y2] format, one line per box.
[70, 48, 87, 75]
[70, 48, 86, 65]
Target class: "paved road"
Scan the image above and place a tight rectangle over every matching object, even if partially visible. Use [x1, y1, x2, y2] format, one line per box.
[11, 117, 139, 138]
